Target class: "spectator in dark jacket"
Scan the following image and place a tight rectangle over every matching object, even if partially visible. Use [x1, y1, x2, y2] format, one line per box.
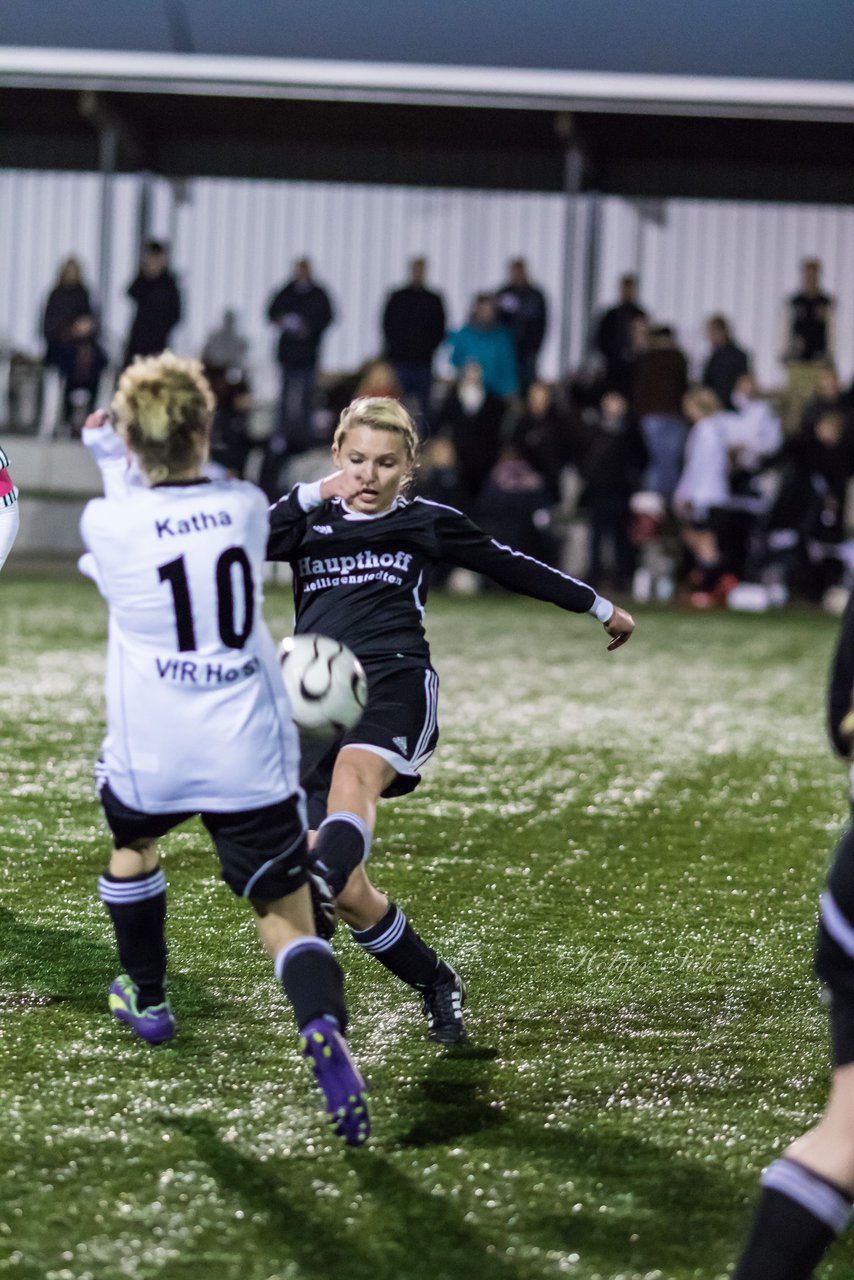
[633, 325, 689, 502]
[702, 314, 749, 410]
[595, 274, 646, 396]
[578, 391, 646, 591]
[511, 380, 569, 503]
[382, 257, 446, 424]
[123, 240, 182, 368]
[43, 256, 108, 430]
[495, 258, 547, 394]
[263, 257, 334, 495]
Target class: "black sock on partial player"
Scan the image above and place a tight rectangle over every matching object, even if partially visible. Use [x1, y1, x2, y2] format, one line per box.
[733, 1158, 852, 1280]
[350, 902, 454, 992]
[275, 936, 348, 1034]
[98, 867, 168, 1009]
[313, 812, 370, 896]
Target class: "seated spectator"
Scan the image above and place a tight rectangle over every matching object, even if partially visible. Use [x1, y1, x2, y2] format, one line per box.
[447, 295, 519, 399]
[202, 308, 249, 371]
[726, 374, 784, 475]
[42, 256, 108, 432]
[355, 358, 402, 400]
[510, 380, 570, 503]
[433, 362, 507, 507]
[633, 325, 688, 503]
[799, 364, 848, 438]
[201, 310, 253, 480]
[757, 408, 854, 601]
[702, 315, 749, 410]
[673, 387, 732, 605]
[476, 445, 560, 569]
[577, 391, 646, 593]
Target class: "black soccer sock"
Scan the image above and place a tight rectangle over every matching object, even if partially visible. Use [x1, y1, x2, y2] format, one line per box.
[732, 1158, 852, 1279]
[275, 936, 348, 1034]
[313, 811, 371, 897]
[350, 902, 454, 992]
[98, 867, 168, 1009]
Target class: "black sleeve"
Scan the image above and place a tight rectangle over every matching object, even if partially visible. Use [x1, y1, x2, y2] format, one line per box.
[828, 592, 854, 757]
[167, 277, 182, 327]
[267, 285, 288, 323]
[433, 506, 598, 614]
[266, 488, 309, 561]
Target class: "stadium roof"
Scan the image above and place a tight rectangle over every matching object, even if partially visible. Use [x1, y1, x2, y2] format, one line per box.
[2, 0, 853, 87]
[1, 0, 853, 201]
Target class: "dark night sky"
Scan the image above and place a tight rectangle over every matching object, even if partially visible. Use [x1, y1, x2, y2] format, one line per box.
[2, 0, 853, 81]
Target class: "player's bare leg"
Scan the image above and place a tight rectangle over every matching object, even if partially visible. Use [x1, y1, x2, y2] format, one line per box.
[786, 1063, 854, 1191]
[311, 747, 467, 1044]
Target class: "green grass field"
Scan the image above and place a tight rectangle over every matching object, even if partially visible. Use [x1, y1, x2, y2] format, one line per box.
[1, 571, 851, 1280]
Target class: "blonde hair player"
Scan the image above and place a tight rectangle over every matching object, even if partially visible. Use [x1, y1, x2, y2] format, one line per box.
[268, 396, 635, 1044]
[79, 353, 369, 1145]
[0, 443, 20, 571]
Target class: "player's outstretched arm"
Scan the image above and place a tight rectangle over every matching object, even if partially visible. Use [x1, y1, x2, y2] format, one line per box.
[603, 605, 635, 651]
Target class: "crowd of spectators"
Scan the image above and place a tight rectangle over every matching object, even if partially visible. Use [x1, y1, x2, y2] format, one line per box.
[25, 246, 854, 608]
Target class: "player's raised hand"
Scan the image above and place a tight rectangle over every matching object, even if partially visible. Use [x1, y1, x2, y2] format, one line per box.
[604, 605, 635, 651]
[319, 470, 365, 503]
[83, 409, 112, 433]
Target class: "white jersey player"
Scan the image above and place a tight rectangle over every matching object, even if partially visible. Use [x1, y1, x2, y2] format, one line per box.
[80, 353, 369, 1146]
[0, 443, 20, 571]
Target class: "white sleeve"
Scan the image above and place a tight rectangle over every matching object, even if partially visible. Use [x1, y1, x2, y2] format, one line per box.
[0, 502, 20, 572]
[82, 423, 146, 499]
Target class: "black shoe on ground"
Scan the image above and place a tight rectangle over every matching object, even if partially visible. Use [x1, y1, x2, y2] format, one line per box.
[423, 972, 467, 1045]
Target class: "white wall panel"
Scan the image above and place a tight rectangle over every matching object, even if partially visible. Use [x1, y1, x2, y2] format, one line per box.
[593, 196, 854, 386]
[2, 169, 852, 399]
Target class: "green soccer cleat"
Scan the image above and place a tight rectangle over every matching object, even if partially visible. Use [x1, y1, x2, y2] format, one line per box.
[108, 974, 176, 1045]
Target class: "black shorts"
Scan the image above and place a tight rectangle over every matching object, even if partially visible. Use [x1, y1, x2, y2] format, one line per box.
[99, 781, 309, 901]
[299, 661, 440, 828]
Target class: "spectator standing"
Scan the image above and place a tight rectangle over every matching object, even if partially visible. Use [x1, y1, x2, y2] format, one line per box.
[595, 274, 646, 395]
[434, 362, 507, 506]
[447, 295, 518, 400]
[782, 258, 837, 430]
[633, 325, 689, 502]
[381, 257, 446, 424]
[578, 391, 646, 592]
[702, 315, 749, 410]
[43, 257, 108, 430]
[264, 258, 334, 493]
[495, 258, 548, 394]
[123, 240, 182, 369]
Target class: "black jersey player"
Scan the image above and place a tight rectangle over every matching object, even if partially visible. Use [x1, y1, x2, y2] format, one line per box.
[267, 396, 635, 1044]
[731, 597, 854, 1276]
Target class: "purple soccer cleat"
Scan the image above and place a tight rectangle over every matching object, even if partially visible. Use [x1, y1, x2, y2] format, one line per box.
[108, 974, 176, 1045]
[299, 1017, 370, 1146]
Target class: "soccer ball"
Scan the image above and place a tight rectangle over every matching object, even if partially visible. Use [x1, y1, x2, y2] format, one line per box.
[278, 634, 368, 736]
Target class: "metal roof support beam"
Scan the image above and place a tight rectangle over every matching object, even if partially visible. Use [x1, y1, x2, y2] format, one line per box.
[96, 120, 118, 340]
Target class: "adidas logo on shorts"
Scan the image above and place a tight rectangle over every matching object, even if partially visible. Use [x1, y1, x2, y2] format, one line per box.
[314, 525, 333, 534]
[392, 735, 408, 754]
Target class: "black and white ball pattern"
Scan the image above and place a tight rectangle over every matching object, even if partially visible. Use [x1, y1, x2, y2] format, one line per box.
[278, 634, 368, 736]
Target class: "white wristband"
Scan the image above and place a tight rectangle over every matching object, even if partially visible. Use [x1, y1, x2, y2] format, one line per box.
[589, 594, 614, 624]
[295, 480, 324, 512]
